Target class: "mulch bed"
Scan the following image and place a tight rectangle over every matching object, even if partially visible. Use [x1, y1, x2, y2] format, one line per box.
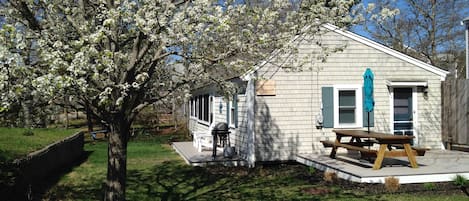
[307, 167, 465, 196]
[203, 163, 466, 196]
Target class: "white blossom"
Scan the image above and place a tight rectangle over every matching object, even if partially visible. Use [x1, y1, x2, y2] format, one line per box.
[0, 1, 359, 195]
[135, 73, 149, 83]
[131, 82, 140, 89]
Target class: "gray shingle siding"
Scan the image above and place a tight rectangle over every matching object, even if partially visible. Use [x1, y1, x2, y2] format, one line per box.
[252, 30, 444, 161]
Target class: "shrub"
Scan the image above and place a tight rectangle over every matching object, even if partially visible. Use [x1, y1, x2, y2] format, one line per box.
[453, 175, 468, 187]
[452, 175, 469, 196]
[22, 129, 34, 136]
[308, 166, 316, 175]
[423, 182, 437, 191]
[323, 171, 337, 183]
[384, 176, 400, 193]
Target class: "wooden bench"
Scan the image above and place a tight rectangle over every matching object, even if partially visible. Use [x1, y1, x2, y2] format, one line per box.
[320, 140, 378, 157]
[388, 144, 429, 156]
[321, 140, 428, 158]
[321, 140, 376, 148]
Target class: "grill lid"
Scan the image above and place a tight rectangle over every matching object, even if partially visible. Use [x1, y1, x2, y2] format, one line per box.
[213, 122, 229, 131]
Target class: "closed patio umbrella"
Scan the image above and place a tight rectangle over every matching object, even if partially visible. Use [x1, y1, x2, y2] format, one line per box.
[363, 68, 374, 133]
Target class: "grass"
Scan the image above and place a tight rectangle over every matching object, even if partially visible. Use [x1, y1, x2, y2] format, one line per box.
[0, 127, 81, 161]
[0, 126, 458, 200]
[40, 132, 469, 201]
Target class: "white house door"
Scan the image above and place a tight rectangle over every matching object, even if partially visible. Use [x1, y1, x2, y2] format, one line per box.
[392, 88, 417, 145]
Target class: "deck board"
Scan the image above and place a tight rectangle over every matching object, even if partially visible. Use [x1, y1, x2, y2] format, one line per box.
[172, 141, 247, 166]
[297, 150, 469, 184]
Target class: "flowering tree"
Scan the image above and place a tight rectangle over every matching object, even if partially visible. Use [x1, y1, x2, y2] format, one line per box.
[0, 0, 357, 200]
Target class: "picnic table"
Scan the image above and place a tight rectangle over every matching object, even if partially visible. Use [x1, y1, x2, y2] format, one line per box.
[321, 129, 425, 170]
[91, 130, 109, 140]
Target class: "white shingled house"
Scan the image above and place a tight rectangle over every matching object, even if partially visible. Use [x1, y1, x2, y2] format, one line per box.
[188, 24, 449, 167]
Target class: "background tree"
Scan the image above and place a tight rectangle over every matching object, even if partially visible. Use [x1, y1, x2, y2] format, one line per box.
[354, 0, 468, 75]
[0, 0, 357, 200]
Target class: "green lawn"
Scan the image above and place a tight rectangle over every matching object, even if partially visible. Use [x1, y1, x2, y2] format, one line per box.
[42, 133, 469, 201]
[0, 127, 81, 161]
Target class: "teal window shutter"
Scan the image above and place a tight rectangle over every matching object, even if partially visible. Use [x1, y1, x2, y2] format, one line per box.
[362, 87, 374, 127]
[322, 87, 334, 128]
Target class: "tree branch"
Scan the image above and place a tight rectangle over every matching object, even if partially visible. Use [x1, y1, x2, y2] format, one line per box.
[11, 0, 42, 31]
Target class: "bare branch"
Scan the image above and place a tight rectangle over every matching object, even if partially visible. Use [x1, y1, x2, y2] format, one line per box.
[10, 0, 42, 31]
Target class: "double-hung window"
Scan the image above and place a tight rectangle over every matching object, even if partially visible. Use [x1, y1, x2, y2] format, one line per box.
[333, 85, 362, 128]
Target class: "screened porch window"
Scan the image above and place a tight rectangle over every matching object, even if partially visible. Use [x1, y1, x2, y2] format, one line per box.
[203, 95, 209, 122]
[191, 94, 212, 123]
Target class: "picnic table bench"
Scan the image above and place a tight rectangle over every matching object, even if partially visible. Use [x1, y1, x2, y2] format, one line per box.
[321, 129, 426, 170]
[91, 130, 109, 140]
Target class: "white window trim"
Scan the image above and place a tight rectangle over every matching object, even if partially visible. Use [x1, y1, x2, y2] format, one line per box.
[229, 100, 236, 128]
[209, 96, 213, 123]
[333, 85, 363, 128]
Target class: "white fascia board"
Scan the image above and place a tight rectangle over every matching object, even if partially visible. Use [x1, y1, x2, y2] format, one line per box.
[385, 80, 428, 87]
[322, 24, 449, 81]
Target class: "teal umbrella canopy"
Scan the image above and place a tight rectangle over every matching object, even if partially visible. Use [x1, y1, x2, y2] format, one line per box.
[363, 68, 374, 113]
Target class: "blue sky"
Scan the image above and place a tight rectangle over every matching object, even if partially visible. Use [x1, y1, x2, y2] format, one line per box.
[350, 0, 469, 48]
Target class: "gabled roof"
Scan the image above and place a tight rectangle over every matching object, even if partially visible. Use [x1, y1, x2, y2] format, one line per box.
[242, 23, 449, 81]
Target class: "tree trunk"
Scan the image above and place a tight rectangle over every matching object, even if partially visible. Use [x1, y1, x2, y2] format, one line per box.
[21, 100, 32, 128]
[64, 106, 69, 129]
[173, 100, 177, 130]
[86, 105, 94, 133]
[104, 115, 130, 201]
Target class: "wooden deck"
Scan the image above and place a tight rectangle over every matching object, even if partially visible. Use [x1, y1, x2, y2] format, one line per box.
[297, 150, 469, 184]
[172, 141, 247, 166]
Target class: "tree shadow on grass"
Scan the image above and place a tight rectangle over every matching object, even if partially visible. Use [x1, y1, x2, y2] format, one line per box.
[126, 161, 232, 201]
[32, 150, 94, 201]
[125, 162, 329, 201]
[43, 160, 397, 201]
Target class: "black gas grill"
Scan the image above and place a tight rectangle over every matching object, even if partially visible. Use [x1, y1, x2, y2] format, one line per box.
[211, 122, 230, 158]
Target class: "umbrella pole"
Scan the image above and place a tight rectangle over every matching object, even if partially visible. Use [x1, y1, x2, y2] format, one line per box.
[367, 112, 370, 133]
[367, 111, 371, 151]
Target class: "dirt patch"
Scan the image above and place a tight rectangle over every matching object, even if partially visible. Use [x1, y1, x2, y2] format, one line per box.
[301, 187, 332, 195]
[151, 127, 178, 135]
